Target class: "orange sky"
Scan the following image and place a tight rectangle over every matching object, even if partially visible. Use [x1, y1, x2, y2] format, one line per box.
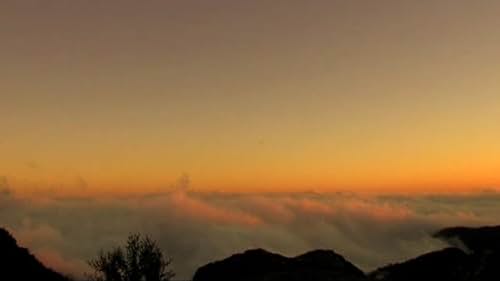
[1, 1, 500, 194]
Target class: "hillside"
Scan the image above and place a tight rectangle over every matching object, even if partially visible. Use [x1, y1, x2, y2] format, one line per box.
[0, 228, 70, 281]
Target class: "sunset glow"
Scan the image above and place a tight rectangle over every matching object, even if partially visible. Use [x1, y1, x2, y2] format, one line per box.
[2, 2, 500, 279]
[2, 2, 500, 196]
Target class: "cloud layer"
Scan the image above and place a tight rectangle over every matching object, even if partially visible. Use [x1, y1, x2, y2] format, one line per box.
[2, 188, 500, 279]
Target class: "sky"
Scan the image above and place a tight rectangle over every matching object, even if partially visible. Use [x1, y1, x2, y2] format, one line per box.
[2, 1, 500, 279]
[2, 1, 500, 194]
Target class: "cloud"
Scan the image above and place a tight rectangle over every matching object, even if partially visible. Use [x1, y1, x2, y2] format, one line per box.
[174, 173, 191, 191]
[75, 176, 88, 190]
[0, 176, 10, 196]
[168, 191, 262, 226]
[2, 189, 500, 279]
[35, 248, 88, 278]
[25, 161, 40, 170]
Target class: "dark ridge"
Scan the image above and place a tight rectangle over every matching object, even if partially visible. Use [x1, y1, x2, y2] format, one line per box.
[193, 248, 368, 281]
[3, 224, 500, 281]
[371, 225, 500, 281]
[369, 247, 471, 281]
[433, 225, 500, 253]
[0, 227, 71, 281]
[433, 225, 500, 281]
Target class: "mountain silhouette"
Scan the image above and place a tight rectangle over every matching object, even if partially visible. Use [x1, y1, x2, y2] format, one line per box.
[434, 225, 500, 253]
[0, 227, 70, 281]
[3, 224, 500, 281]
[193, 225, 500, 281]
[433, 225, 500, 281]
[370, 225, 500, 281]
[192, 248, 368, 281]
[369, 247, 471, 281]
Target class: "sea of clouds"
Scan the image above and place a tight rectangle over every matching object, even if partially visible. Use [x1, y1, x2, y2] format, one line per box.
[1, 177, 500, 280]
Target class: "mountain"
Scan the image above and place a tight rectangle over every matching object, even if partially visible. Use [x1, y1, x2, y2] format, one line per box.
[192, 248, 368, 281]
[371, 225, 500, 281]
[434, 225, 500, 281]
[3, 223, 500, 281]
[0, 227, 71, 281]
[433, 225, 500, 253]
[369, 247, 471, 281]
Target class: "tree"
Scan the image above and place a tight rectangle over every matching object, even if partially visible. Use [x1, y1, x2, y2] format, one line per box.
[87, 234, 175, 281]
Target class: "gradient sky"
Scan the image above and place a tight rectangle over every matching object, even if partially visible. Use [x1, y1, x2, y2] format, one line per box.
[2, 1, 500, 194]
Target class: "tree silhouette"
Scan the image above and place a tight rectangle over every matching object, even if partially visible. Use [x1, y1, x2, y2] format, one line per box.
[87, 233, 174, 281]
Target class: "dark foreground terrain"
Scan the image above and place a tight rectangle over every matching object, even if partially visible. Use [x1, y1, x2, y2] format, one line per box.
[193, 248, 368, 281]
[2, 225, 500, 281]
[0, 228, 70, 281]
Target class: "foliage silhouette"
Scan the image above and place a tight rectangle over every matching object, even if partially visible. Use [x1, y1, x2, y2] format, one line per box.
[87, 233, 174, 281]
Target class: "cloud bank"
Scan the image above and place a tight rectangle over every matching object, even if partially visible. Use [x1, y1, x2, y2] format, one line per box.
[1, 187, 500, 279]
